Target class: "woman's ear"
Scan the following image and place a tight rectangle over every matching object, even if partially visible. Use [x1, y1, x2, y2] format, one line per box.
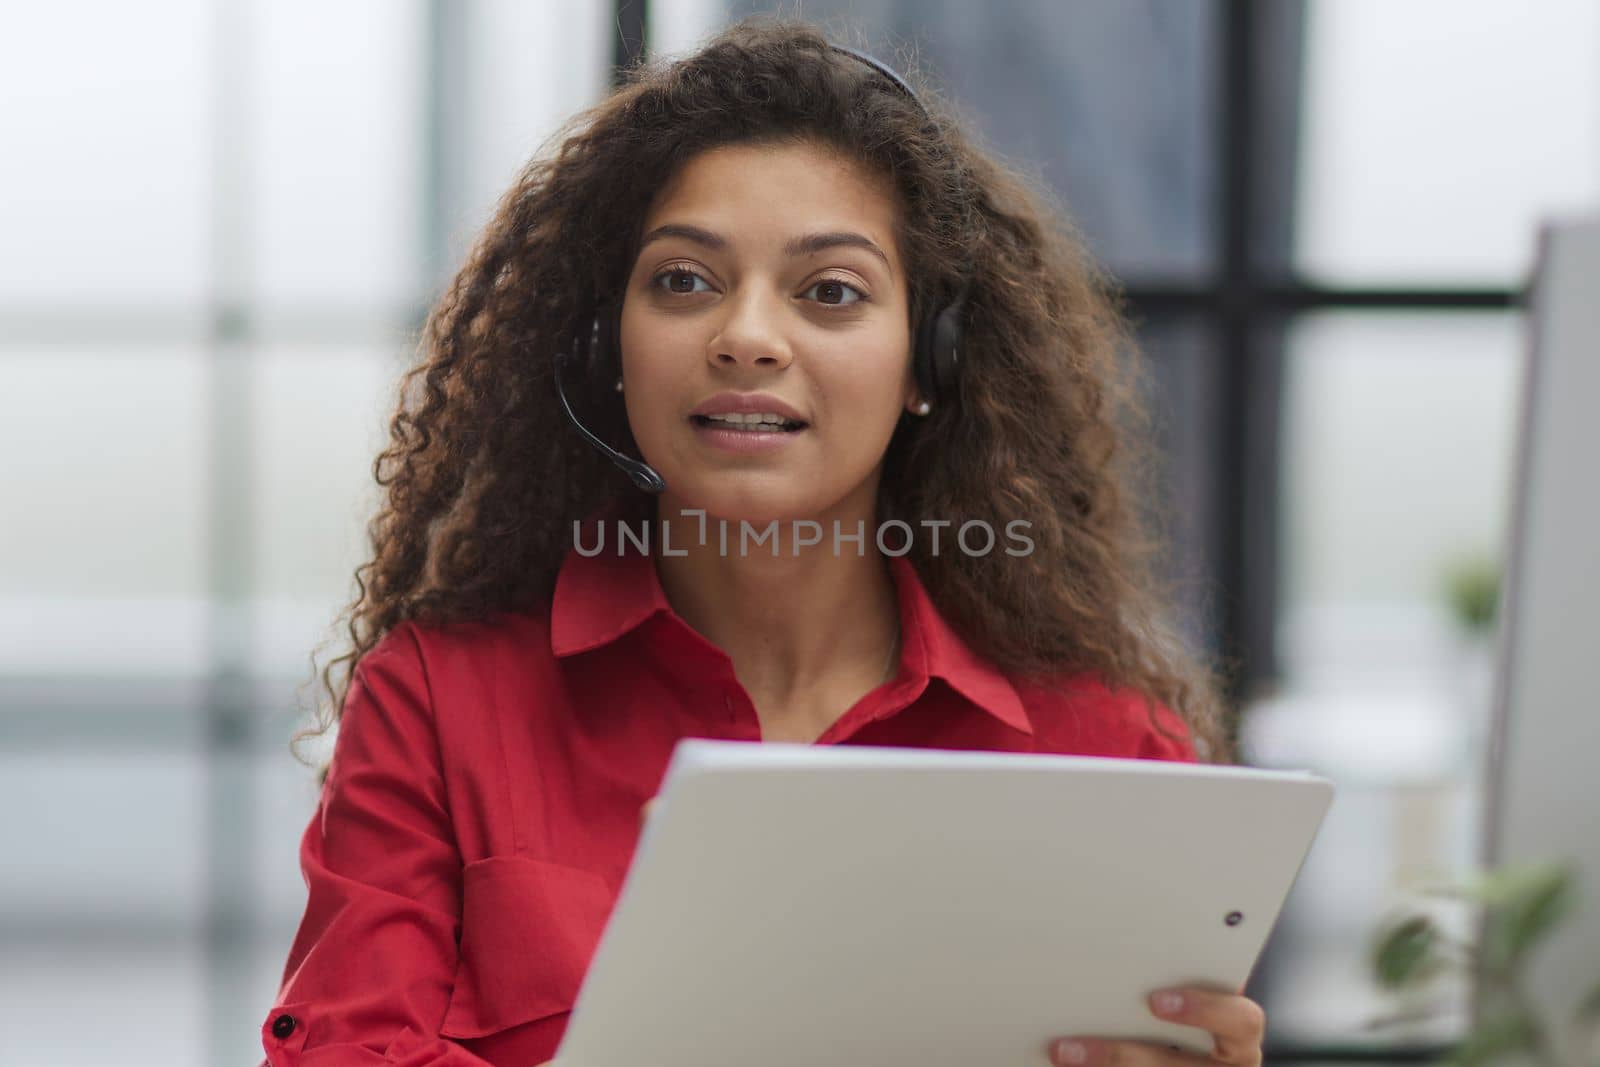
[903, 365, 923, 413]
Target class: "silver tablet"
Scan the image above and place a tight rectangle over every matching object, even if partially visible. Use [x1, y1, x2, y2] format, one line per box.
[558, 739, 1334, 1067]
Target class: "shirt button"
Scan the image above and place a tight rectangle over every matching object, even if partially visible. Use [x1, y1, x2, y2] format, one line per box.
[271, 1014, 297, 1039]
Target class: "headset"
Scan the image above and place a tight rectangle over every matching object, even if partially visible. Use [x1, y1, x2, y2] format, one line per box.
[554, 42, 972, 494]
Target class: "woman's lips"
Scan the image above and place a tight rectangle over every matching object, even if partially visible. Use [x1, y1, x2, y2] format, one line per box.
[689, 416, 809, 455]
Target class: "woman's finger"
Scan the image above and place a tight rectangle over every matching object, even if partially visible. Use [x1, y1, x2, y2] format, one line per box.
[1146, 987, 1267, 1067]
[1048, 1036, 1214, 1067]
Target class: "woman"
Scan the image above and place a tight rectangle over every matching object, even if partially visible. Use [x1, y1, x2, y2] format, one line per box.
[260, 16, 1260, 1067]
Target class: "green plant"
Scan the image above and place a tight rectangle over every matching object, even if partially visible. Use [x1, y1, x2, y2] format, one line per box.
[1442, 554, 1501, 636]
[1370, 860, 1600, 1067]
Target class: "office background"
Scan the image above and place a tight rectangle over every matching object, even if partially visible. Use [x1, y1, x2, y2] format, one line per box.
[0, 1, 1595, 1064]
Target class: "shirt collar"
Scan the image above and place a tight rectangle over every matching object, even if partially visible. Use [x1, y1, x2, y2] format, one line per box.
[549, 508, 1033, 737]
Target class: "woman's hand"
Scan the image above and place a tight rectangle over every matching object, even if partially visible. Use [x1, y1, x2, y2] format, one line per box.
[1048, 987, 1266, 1067]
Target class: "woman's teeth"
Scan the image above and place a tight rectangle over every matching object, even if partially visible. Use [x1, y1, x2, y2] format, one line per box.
[696, 413, 804, 432]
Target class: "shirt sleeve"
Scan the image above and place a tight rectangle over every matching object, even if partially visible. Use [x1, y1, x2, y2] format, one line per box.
[259, 622, 494, 1066]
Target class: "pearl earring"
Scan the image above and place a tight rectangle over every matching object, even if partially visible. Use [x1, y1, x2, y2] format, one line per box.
[912, 400, 931, 416]
[615, 377, 624, 393]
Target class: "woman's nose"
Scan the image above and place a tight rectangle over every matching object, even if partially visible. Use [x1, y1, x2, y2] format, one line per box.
[707, 287, 795, 370]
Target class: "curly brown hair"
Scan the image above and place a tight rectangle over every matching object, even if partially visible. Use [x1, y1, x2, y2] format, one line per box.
[291, 14, 1238, 781]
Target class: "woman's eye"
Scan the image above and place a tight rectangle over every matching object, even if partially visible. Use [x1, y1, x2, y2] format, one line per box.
[653, 268, 712, 295]
[804, 278, 866, 308]
[651, 268, 865, 308]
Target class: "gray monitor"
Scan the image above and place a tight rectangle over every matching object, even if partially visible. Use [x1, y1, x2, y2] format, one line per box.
[1479, 214, 1600, 1063]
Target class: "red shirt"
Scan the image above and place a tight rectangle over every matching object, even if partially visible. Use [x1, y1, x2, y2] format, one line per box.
[260, 534, 1198, 1066]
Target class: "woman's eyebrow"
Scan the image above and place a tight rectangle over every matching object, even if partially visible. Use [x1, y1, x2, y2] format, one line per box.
[637, 223, 891, 271]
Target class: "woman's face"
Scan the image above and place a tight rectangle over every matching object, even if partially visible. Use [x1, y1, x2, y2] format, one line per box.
[618, 139, 917, 526]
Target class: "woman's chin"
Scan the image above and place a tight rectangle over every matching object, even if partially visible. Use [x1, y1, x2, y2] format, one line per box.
[657, 482, 830, 530]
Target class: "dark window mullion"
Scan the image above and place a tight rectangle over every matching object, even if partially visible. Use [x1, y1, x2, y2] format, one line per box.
[613, 0, 648, 86]
[1126, 285, 1520, 313]
[1213, 0, 1265, 711]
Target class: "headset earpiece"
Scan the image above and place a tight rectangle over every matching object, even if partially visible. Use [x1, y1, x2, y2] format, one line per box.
[585, 300, 623, 380]
[913, 286, 965, 408]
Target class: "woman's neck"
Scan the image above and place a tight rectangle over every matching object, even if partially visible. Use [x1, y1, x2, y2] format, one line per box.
[650, 505, 901, 729]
